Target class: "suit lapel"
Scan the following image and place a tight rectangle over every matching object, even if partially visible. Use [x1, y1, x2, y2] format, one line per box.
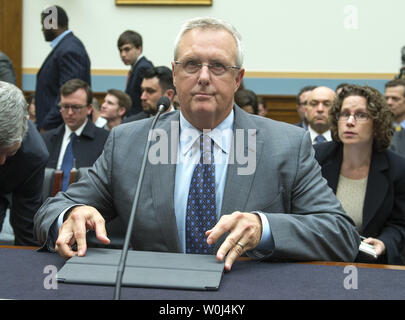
[362, 151, 389, 231]
[150, 113, 180, 252]
[221, 108, 263, 215]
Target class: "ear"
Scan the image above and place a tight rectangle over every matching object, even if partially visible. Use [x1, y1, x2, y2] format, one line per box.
[86, 104, 93, 116]
[118, 106, 126, 117]
[171, 61, 177, 88]
[164, 89, 175, 102]
[234, 68, 245, 93]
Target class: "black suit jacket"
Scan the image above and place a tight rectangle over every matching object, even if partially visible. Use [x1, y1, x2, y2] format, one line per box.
[41, 121, 109, 169]
[314, 141, 405, 265]
[0, 121, 49, 245]
[35, 32, 91, 130]
[126, 56, 153, 116]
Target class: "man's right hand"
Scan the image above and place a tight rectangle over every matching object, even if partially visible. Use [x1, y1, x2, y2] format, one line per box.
[55, 205, 110, 259]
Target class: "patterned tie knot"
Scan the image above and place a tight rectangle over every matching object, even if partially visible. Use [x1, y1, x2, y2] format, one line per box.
[201, 134, 214, 165]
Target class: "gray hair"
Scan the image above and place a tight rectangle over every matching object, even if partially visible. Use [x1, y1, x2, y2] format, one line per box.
[0, 81, 28, 146]
[173, 17, 244, 68]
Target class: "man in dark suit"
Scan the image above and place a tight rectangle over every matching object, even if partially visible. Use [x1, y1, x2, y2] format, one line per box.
[118, 30, 153, 116]
[35, 6, 91, 131]
[41, 79, 108, 182]
[0, 81, 49, 245]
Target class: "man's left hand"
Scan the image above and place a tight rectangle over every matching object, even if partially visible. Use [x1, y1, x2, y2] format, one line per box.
[205, 211, 262, 271]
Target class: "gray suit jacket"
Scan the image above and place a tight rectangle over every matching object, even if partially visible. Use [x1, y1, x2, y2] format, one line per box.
[34, 107, 360, 261]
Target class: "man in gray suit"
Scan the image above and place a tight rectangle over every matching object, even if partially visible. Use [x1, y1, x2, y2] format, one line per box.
[34, 17, 360, 270]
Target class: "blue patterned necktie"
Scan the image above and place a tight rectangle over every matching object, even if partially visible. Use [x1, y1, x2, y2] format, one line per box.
[315, 135, 326, 144]
[185, 135, 216, 254]
[61, 132, 76, 191]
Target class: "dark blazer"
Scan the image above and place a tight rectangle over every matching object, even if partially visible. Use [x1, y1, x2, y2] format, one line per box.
[314, 141, 405, 265]
[35, 32, 91, 131]
[126, 56, 153, 116]
[0, 121, 49, 245]
[41, 120, 109, 169]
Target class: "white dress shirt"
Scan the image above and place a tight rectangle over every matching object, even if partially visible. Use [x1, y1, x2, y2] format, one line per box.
[308, 126, 332, 144]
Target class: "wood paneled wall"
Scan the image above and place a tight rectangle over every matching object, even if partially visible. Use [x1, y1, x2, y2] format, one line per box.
[92, 93, 300, 124]
[261, 95, 299, 124]
[25, 91, 300, 124]
[0, 0, 23, 88]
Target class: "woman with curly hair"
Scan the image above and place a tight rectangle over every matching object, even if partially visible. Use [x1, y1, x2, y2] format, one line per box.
[314, 84, 405, 265]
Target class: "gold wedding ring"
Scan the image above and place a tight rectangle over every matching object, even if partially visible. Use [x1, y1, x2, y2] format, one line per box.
[237, 241, 245, 250]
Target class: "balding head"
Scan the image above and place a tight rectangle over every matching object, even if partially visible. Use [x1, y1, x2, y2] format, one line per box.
[305, 86, 335, 134]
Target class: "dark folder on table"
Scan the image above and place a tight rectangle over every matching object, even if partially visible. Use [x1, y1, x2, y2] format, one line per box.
[57, 248, 224, 290]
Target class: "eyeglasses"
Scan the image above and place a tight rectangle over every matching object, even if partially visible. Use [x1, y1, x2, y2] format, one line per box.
[174, 59, 241, 76]
[337, 111, 370, 122]
[58, 104, 86, 113]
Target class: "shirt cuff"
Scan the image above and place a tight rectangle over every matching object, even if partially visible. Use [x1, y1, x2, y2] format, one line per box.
[48, 204, 84, 247]
[248, 211, 275, 259]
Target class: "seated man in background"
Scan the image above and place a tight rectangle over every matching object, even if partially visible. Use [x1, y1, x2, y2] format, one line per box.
[385, 79, 405, 156]
[305, 86, 335, 144]
[294, 86, 316, 129]
[123, 66, 176, 123]
[100, 89, 132, 130]
[41, 79, 109, 191]
[0, 81, 49, 245]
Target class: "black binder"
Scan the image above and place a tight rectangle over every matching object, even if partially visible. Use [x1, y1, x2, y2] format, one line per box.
[57, 248, 224, 291]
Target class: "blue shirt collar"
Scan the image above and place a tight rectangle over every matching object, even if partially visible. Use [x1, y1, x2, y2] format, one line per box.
[51, 30, 72, 49]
